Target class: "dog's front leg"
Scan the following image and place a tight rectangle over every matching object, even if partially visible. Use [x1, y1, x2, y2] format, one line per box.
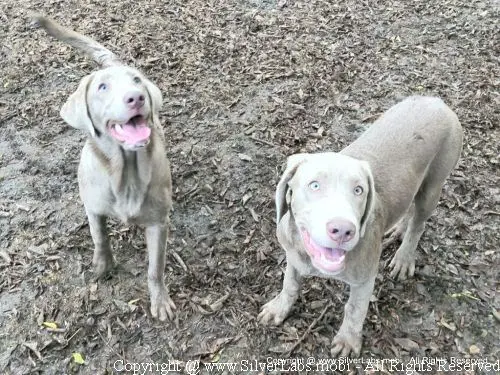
[258, 260, 302, 325]
[145, 224, 176, 321]
[87, 213, 114, 277]
[331, 276, 376, 357]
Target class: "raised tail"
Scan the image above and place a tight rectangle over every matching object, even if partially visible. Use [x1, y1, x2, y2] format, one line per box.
[33, 15, 121, 67]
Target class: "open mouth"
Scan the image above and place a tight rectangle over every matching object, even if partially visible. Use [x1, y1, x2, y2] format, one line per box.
[300, 229, 346, 272]
[108, 115, 151, 147]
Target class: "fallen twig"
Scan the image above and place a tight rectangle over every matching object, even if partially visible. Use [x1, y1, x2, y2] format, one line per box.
[251, 136, 276, 147]
[172, 251, 188, 272]
[286, 302, 333, 355]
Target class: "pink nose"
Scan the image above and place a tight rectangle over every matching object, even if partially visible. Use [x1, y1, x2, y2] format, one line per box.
[326, 219, 356, 243]
[124, 91, 145, 109]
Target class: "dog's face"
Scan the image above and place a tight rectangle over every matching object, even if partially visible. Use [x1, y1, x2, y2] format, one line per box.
[60, 66, 162, 151]
[276, 153, 375, 274]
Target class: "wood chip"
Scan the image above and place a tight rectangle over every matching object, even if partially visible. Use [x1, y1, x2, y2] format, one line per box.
[237, 153, 252, 162]
[23, 342, 42, 361]
[394, 338, 420, 351]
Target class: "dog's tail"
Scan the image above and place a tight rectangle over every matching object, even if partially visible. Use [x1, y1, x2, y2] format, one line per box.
[32, 15, 121, 67]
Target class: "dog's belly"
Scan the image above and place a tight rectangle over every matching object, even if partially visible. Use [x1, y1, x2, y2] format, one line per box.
[110, 198, 144, 224]
[110, 194, 169, 226]
[81, 182, 168, 226]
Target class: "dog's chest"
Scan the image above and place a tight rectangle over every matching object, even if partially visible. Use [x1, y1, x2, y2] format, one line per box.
[111, 183, 148, 223]
[105, 151, 156, 223]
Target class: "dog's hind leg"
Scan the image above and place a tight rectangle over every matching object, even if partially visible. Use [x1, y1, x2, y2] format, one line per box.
[382, 204, 413, 249]
[390, 134, 462, 280]
[389, 184, 438, 280]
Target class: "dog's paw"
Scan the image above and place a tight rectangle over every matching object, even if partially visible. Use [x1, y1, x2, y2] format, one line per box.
[149, 286, 176, 321]
[92, 252, 115, 278]
[257, 295, 291, 326]
[331, 331, 362, 358]
[389, 249, 415, 280]
[382, 226, 404, 249]
[383, 211, 411, 249]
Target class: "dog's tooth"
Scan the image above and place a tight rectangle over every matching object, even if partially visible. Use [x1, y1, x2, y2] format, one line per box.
[115, 124, 125, 134]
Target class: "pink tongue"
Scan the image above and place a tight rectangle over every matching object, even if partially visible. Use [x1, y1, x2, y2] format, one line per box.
[324, 248, 344, 261]
[301, 230, 346, 272]
[119, 123, 151, 143]
[111, 122, 151, 144]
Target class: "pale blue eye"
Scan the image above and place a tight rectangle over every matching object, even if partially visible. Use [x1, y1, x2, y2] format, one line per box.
[309, 181, 320, 191]
[98, 83, 107, 91]
[354, 186, 363, 195]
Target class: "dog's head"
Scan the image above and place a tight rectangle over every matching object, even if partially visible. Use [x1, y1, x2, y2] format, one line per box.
[276, 152, 376, 274]
[60, 66, 162, 151]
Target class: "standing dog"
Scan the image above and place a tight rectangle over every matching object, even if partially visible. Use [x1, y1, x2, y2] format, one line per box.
[35, 16, 175, 320]
[259, 96, 463, 356]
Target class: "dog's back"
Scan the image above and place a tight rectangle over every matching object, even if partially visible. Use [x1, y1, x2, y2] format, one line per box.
[342, 96, 463, 229]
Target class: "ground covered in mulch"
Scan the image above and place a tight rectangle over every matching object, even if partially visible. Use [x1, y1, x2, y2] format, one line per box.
[1, 0, 498, 373]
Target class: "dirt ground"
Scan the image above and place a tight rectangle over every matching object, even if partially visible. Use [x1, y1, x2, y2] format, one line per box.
[1, 0, 499, 374]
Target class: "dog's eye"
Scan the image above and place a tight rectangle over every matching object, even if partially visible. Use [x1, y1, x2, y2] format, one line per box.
[98, 83, 107, 91]
[309, 181, 320, 191]
[133, 76, 141, 84]
[354, 186, 364, 195]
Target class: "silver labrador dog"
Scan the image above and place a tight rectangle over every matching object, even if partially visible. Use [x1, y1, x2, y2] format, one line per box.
[259, 96, 463, 356]
[35, 16, 175, 320]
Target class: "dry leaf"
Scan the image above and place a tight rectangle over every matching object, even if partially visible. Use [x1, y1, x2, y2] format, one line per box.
[23, 342, 42, 360]
[492, 308, 500, 322]
[209, 293, 230, 311]
[439, 317, 457, 331]
[446, 264, 459, 275]
[0, 250, 11, 263]
[238, 153, 252, 162]
[72, 352, 85, 364]
[268, 342, 294, 353]
[249, 208, 259, 222]
[394, 338, 419, 351]
[277, 0, 287, 10]
[242, 193, 252, 205]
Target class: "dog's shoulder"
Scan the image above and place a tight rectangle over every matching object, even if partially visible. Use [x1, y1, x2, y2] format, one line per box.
[86, 139, 112, 170]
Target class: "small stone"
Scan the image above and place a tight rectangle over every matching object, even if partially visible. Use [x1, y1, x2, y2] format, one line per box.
[469, 344, 480, 354]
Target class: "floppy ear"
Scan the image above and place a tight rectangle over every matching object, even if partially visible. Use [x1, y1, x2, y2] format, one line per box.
[275, 153, 309, 224]
[60, 73, 96, 136]
[144, 78, 163, 120]
[359, 161, 376, 237]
